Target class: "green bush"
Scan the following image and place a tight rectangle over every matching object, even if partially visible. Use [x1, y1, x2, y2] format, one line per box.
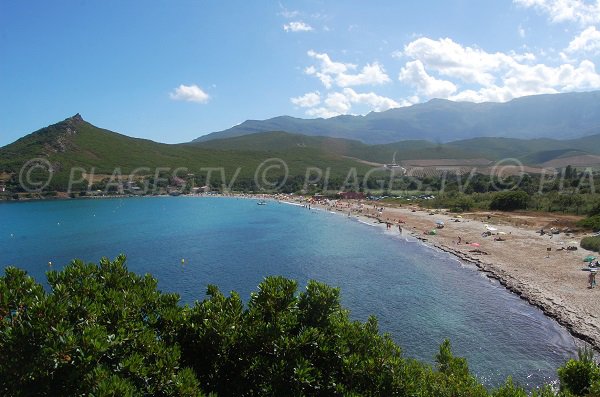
[577, 215, 600, 232]
[489, 191, 530, 211]
[581, 236, 600, 253]
[557, 349, 600, 396]
[589, 200, 600, 217]
[1, 255, 599, 396]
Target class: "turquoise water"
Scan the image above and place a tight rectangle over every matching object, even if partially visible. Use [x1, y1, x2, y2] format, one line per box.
[0, 197, 580, 387]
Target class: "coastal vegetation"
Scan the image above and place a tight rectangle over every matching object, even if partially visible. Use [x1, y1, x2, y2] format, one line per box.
[1, 255, 599, 396]
[580, 236, 600, 252]
[1, 114, 600, 201]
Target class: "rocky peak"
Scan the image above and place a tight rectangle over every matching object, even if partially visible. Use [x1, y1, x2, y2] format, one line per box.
[69, 113, 84, 124]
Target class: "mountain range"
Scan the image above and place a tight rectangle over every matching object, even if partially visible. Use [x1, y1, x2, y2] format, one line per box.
[194, 91, 600, 144]
[2, 91, 600, 191]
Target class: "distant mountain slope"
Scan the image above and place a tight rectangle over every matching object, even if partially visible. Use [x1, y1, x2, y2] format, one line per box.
[194, 129, 600, 166]
[194, 91, 600, 144]
[192, 131, 480, 163]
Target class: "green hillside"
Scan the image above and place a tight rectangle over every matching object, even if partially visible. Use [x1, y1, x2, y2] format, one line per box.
[194, 129, 600, 165]
[0, 115, 374, 191]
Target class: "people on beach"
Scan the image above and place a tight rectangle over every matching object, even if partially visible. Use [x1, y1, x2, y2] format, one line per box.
[589, 271, 597, 289]
[457, 236, 462, 244]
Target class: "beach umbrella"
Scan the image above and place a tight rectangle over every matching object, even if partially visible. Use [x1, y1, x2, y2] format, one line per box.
[436, 220, 445, 225]
[484, 224, 498, 231]
[469, 242, 480, 247]
[583, 256, 597, 262]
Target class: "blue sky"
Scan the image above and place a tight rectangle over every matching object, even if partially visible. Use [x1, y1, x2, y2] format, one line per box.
[1, 0, 600, 146]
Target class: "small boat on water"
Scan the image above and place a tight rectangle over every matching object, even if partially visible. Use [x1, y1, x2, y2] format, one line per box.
[257, 200, 267, 205]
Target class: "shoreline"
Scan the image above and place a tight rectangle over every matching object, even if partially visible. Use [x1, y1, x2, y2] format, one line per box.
[414, 235, 599, 351]
[297, 197, 600, 352]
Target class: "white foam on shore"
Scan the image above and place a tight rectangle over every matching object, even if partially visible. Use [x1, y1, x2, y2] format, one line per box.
[355, 218, 378, 227]
[280, 200, 303, 207]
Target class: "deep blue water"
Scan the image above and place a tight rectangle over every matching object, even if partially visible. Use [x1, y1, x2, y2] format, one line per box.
[0, 196, 581, 388]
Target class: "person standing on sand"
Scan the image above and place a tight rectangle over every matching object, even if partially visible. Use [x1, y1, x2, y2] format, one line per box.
[589, 271, 597, 288]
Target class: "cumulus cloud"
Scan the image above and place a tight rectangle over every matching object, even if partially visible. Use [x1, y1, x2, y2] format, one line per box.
[283, 21, 313, 32]
[399, 60, 457, 98]
[513, 0, 600, 26]
[402, 37, 515, 86]
[302, 88, 400, 118]
[295, 51, 398, 117]
[396, 36, 600, 103]
[291, 91, 321, 107]
[305, 50, 391, 88]
[565, 26, 600, 54]
[169, 84, 210, 103]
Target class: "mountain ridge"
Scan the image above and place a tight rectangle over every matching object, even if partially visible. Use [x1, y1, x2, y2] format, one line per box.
[194, 91, 600, 144]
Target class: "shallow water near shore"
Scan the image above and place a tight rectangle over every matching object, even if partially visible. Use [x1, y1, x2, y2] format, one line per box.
[0, 196, 581, 388]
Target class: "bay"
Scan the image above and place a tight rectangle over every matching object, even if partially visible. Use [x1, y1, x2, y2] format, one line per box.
[0, 196, 580, 388]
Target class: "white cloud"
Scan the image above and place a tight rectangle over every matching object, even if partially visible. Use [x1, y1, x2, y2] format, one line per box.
[279, 8, 299, 18]
[337, 62, 391, 87]
[513, 0, 600, 26]
[291, 91, 321, 107]
[396, 36, 600, 103]
[301, 88, 399, 118]
[305, 50, 391, 88]
[565, 26, 600, 53]
[283, 21, 313, 32]
[341, 88, 400, 111]
[403, 37, 515, 86]
[169, 84, 210, 103]
[518, 24, 526, 38]
[306, 107, 340, 119]
[399, 60, 458, 98]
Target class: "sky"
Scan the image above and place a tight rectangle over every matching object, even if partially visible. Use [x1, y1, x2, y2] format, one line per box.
[2, 0, 600, 146]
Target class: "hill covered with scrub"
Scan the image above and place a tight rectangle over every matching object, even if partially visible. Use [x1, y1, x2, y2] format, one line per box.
[1, 255, 599, 396]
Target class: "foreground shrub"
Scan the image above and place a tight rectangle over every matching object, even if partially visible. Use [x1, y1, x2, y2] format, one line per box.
[1, 255, 600, 396]
[558, 349, 600, 396]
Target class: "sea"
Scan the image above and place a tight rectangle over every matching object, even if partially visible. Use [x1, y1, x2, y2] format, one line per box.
[0, 196, 582, 388]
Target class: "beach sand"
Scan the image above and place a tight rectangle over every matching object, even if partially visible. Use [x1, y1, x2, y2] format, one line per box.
[305, 198, 600, 351]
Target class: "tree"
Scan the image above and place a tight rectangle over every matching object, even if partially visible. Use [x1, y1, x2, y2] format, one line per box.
[0, 256, 200, 396]
[589, 200, 600, 217]
[489, 191, 530, 211]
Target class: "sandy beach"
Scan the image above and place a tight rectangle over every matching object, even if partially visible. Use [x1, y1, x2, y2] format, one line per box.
[297, 197, 600, 351]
